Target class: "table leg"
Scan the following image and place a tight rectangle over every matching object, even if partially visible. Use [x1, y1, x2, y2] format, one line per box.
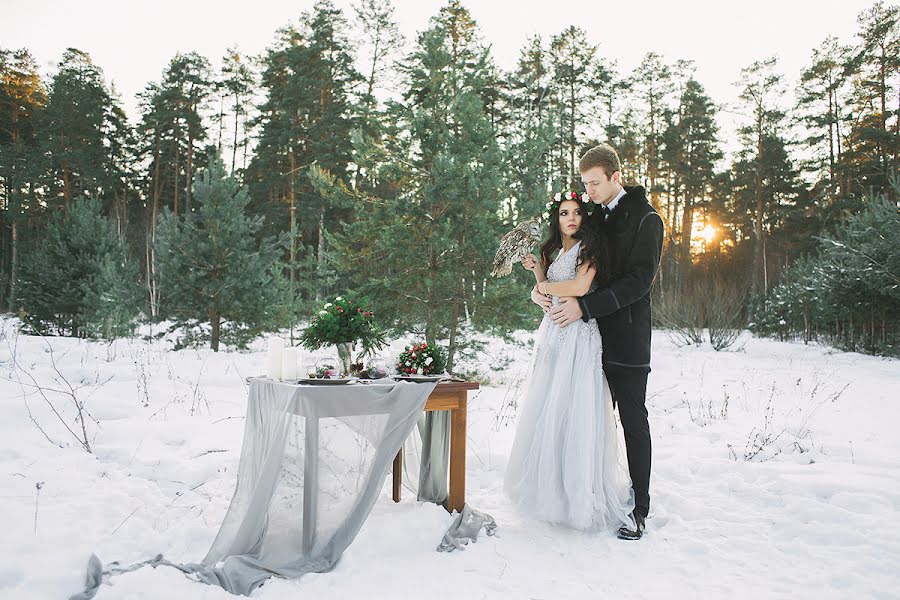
[392, 450, 402, 502]
[447, 392, 466, 513]
[302, 416, 318, 554]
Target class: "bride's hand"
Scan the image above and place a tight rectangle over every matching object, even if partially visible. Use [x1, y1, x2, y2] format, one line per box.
[531, 286, 552, 312]
[520, 254, 539, 272]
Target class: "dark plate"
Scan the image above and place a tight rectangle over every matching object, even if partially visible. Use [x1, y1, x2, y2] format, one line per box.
[391, 374, 450, 383]
[295, 377, 358, 385]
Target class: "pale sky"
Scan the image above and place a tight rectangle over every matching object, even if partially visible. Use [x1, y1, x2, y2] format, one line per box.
[1, 0, 879, 159]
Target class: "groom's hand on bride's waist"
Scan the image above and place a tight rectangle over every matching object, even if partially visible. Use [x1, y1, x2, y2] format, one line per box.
[549, 297, 582, 327]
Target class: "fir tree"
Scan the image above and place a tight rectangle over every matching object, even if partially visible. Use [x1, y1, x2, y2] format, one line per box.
[16, 197, 140, 338]
[323, 1, 512, 370]
[154, 156, 291, 351]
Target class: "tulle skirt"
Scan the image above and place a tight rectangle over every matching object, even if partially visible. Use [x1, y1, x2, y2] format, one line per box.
[504, 309, 636, 531]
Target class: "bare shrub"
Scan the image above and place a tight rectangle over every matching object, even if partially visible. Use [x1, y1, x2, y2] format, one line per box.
[701, 274, 748, 351]
[4, 332, 108, 453]
[654, 287, 704, 346]
[684, 385, 730, 427]
[656, 272, 747, 350]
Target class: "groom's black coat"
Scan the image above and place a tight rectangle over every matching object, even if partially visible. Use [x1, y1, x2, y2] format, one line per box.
[577, 185, 664, 374]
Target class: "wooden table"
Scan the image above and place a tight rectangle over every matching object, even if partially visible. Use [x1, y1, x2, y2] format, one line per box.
[392, 380, 480, 513]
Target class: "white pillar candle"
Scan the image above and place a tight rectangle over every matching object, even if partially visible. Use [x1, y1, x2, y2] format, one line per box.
[267, 338, 284, 380]
[281, 347, 298, 380]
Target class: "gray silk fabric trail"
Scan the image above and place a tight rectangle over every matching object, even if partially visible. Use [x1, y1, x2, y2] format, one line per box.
[406, 410, 451, 504]
[72, 378, 451, 598]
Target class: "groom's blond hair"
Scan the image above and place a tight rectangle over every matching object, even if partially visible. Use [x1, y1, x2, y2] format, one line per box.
[579, 144, 621, 180]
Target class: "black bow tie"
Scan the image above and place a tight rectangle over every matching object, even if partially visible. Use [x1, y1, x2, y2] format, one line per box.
[597, 205, 611, 217]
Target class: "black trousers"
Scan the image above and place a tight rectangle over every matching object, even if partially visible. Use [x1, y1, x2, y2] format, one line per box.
[605, 369, 651, 520]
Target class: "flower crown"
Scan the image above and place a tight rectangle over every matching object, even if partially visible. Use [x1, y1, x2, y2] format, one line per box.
[541, 190, 590, 221]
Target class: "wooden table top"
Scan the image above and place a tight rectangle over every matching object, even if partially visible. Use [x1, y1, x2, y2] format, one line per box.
[432, 380, 480, 392]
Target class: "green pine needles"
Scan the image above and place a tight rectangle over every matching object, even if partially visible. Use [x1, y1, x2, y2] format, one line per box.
[154, 157, 293, 351]
[17, 197, 141, 338]
[300, 296, 387, 357]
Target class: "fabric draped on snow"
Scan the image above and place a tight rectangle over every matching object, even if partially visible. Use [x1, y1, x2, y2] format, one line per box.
[71, 378, 494, 598]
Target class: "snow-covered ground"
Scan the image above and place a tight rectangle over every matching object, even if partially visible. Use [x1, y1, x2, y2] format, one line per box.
[1, 317, 898, 600]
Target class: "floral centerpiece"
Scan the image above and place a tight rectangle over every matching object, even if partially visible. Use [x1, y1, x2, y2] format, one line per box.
[396, 342, 447, 376]
[312, 363, 338, 379]
[300, 296, 387, 375]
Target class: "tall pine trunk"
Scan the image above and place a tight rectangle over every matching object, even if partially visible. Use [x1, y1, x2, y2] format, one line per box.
[680, 194, 695, 284]
[447, 298, 460, 373]
[753, 111, 767, 294]
[316, 205, 325, 303]
[289, 149, 297, 306]
[880, 43, 889, 195]
[232, 94, 240, 174]
[209, 309, 221, 352]
[186, 123, 194, 214]
[148, 134, 162, 316]
[8, 222, 17, 310]
[173, 136, 180, 216]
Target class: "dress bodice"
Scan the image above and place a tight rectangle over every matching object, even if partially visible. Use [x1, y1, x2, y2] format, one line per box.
[546, 241, 599, 294]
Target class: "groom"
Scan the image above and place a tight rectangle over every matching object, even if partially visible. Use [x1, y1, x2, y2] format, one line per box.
[533, 144, 664, 540]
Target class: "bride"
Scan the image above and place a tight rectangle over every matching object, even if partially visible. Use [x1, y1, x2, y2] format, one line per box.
[504, 192, 635, 532]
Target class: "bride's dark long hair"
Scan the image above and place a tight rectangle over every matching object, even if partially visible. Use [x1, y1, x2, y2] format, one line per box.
[574, 220, 613, 288]
[539, 199, 613, 288]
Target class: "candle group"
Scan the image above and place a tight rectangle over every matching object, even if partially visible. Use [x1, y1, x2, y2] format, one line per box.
[282, 347, 298, 380]
[266, 338, 298, 380]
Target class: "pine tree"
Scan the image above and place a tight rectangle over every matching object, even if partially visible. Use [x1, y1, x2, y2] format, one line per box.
[351, 0, 404, 192]
[752, 188, 899, 356]
[16, 197, 140, 338]
[246, 1, 360, 312]
[681, 80, 722, 263]
[0, 48, 46, 311]
[138, 52, 214, 315]
[154, 156, 291, 351]
[220, 47, 256, 175]
[846, 1, 900, 196]
[38, 49, 135, 213]
[634, 52, 673, 210]
[548, 27, 608, 183]
[353, 0, 403, 110]
[323, 1, 511, 370]
[736, 56, 788, 294]
[502, 35, 557, 224]
[797, 37, 850, 196]
[660, 78, 722, 284]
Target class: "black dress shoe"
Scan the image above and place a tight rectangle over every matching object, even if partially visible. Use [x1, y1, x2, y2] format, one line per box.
[617, 514, 645, 540]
